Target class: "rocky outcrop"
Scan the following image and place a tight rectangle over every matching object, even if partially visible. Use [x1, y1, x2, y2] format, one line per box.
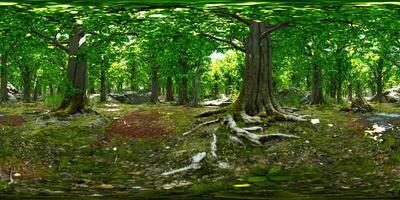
[6, 83, 21, 102]
[108, 91, 151, 104]
[383, 86, 400, 103]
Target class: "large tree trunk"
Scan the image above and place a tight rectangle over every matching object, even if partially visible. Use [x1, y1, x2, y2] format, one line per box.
[234, 21, 297, 118]
[150, 66, 159, 104]
[1, 53, 8, 102]
[21, 66, 32, 103]
[166, 76, 174, 101]
[371, 58, 384, 102]
[191, 65, 201, 107]
[348, 83, 353, 102]
[130, 65, 136, 91]
[49, 84, 54, 95]
[310, 63, 325, 105]
[99, 65, 107, 103]
[33, 76, 40, 101]
[177, 62, 189, 105]
[56, 28, 87, 115]
[336, 81, 342, 103]
[212, 74, 220, 99]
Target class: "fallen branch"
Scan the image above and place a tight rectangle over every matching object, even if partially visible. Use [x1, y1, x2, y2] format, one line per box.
[161, 152, 206, 176]
[183, 119, 220, 136]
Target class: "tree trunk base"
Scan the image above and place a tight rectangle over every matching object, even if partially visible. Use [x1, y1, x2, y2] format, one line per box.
[341, 98, 375, 113]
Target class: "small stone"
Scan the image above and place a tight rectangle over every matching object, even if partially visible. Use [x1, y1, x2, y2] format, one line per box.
[311, 119, 320, 124]
[13, 173, 21, 177]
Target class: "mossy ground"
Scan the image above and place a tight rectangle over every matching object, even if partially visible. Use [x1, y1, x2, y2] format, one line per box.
[0, 102, 400, 198]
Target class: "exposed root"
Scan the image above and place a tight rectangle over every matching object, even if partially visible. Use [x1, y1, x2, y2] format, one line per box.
[242, 126, 263, 132]
[229, 135, 246, 149]
[161, 152, 206, 176]
[8, 167, 13, 185]
[281, 106, 299, 112]
[224, 114, 299, 145]
[240, 112, 262, 123]
[211, 133, 218, 159]
[182, 118, 220, 136]
[195, 108, 228, 118]
[341, 97, 375, 113]
[280, 113, 307, 122]
[210, 131, 231, 169]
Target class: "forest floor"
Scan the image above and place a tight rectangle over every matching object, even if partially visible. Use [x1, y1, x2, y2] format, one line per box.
[1, 102, 400, 199]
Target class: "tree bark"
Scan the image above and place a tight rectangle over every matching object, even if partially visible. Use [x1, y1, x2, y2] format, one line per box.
[150, 66, 159, 103]
[21, 66, 32, 103]
[212, 74, 220, 99]
[33, 76, 40, 101]
[348, 83, 353, 102]
[1, 53, 8, 102]
[56, 28, 88, 114]
[177, 61, 189, 105]
[370, 58, 384, 102]
[336, 81, 342, 103]
[100, 65, 107, 103]
[130, 65, 136, 91]
[234, 21, 295, 117]
[166, 76, 174, 101]
[191, 65, 201, 107]
[310, 63, 325, 105]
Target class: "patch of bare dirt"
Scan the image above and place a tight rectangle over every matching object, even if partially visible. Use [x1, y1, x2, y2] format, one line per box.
[0, 115, 25, 128]
[105, 111, 175, 139]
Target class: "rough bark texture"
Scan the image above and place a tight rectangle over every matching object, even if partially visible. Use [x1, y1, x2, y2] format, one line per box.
[130, 65, 136, 92]
[177, 61, 189, 105]
[166, 76, 174, 101]
[100, 65, 107, 103]
[21, 66, 32, 102]
[33, 77, 40, 101]
[348, 83, 353, 102]
[342, 82, 374, 113]
[310, 63, 325, 105]
[371, 58, 384, 102]
[150, 66, 159, 104]
[56, 28, 87, 115]
[227, 21, 304, 121]
[235, 22, 277, 115]
[1, 54, 8, 102]
[190, 66, 201, 107]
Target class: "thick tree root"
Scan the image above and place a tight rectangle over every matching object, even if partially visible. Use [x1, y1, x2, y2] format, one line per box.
[240, 112, 262, 123]
[161, 152, 207, 176]
[182, 118, 220, 136]
[195, 108, 228, 118]
[210, 132, 231, 169]
[224, 114, 299, 145]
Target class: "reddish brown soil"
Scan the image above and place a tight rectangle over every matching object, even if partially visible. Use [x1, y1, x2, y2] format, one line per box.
[105, 111, 175, 139]
[0, 115, 25, 128]
[348, 117, 369, 131]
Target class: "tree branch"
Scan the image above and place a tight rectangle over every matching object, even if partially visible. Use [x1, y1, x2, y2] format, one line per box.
[30, 29, 69, 53]
[211, 10, 251, 25]
[201, 33, 245, 52]
[260, 22, 289, 38]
